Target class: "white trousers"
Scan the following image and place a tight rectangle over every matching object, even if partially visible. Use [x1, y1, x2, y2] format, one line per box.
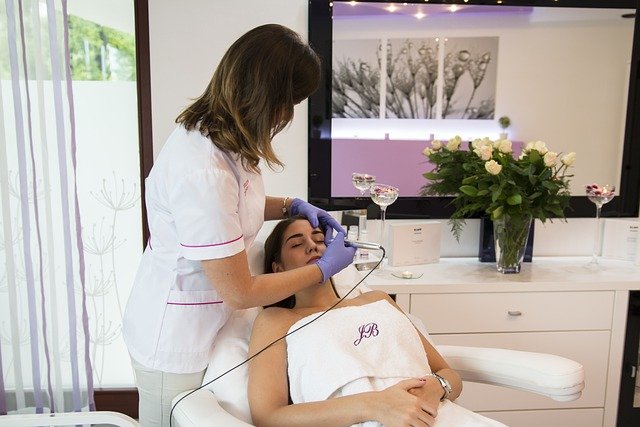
[131, 358, 206, 427]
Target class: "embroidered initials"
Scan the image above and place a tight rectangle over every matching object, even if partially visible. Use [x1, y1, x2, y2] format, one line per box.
[354, 322, 379, 346]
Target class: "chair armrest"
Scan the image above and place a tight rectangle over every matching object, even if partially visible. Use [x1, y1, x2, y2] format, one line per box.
[171, 388, 253, 427]
[0, 411, 139, 426]
[437, 345, 585, 402]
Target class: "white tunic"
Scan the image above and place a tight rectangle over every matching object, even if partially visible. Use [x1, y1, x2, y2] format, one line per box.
[123, 125, 265, 373]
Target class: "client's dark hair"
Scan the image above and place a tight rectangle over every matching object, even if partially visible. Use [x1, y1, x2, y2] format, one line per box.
[262, 215, 308, 309]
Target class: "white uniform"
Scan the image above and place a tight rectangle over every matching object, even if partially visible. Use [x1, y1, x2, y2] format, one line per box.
[123, 125, 265, 374]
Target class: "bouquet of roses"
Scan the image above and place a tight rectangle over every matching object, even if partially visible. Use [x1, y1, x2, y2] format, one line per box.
[421, 136, 576, 240]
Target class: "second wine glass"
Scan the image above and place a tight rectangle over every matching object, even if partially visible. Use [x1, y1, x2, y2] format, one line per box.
[585, 183, 616, 268]
[352, 173, 376, 196]
[369, 183, 399, 253]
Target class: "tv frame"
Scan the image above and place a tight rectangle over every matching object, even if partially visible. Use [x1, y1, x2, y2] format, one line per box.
[307, 0, 640, 219]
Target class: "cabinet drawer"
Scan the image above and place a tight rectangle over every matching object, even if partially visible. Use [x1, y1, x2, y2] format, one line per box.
[411, 291, 613, 333]
[434, 330, 609, 411]
[479, 408, 603, 427]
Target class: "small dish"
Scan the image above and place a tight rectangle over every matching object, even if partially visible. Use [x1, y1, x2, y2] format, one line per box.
[391, 271, 424, 280]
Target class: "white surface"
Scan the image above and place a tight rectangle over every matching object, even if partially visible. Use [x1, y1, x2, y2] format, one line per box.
[478, 408, 603, 427]
[354, 256, 640, 293]
[0, 411, 139, 427]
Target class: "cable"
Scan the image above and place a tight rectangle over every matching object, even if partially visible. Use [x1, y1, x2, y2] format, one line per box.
[168, 248, 385, 426]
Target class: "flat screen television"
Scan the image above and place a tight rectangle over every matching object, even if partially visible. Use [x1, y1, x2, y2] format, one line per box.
[307, 0, 640, 219]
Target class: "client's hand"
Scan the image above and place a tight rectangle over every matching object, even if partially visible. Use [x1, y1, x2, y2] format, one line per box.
[315, 232, 356, 282]
[408, 376, 443, 419]
[375, 379, 436, 427]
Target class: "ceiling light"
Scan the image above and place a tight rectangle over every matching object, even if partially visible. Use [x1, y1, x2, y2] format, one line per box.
[387, 4, 398, 12]
[415, 12, 426, 19]
[449, 5, 459, 12]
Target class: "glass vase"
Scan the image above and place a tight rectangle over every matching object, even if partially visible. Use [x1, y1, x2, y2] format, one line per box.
[493, 214, 533, 274]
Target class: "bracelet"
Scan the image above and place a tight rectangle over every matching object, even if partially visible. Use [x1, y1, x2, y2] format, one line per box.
[426, 372, 452, 401]
[282, 197, 290, 217]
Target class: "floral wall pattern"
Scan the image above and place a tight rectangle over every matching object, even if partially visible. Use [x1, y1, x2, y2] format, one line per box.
[332, 39, 381, 118]
[442, 37, 498, 119]
[386, 38, 439, 119]
[333, 36, 498, 120]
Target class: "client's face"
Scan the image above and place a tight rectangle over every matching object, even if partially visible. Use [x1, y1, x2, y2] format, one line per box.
[273, 220, 326, 272]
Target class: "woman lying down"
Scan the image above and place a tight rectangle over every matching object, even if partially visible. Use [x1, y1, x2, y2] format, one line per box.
[248, 216, 507, 427]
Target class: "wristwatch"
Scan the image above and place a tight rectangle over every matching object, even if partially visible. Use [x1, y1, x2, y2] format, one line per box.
[428, 372, 452, 401]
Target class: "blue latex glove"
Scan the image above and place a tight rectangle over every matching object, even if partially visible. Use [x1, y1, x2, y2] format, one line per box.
[315, 232, 357, 282]
[289, 198, 346, 244]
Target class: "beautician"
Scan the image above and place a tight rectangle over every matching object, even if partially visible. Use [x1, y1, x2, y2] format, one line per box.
[122, 24, 356, 427]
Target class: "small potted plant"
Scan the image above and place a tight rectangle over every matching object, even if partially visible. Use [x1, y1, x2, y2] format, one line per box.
[498, 116, 511, 139]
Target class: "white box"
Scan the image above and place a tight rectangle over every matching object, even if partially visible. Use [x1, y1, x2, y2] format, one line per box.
[388, 222, 442, 267]
[601, 218, 639, 261]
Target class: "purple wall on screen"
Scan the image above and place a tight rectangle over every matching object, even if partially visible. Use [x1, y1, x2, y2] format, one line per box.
[331, 138, 523, 197]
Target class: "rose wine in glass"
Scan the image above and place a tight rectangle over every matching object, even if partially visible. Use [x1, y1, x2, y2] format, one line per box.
[369, 183, 399, 259]
[352, 173, 376, 196]
[585, 183, 616, 268]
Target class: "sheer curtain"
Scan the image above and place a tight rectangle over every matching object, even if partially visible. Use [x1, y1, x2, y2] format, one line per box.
[0, 0, 94, 414]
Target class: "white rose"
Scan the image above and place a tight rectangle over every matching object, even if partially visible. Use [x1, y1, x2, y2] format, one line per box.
[422, 147, 433, 157]
[474, 145, 493, 161]
[446, 137, 461, 151]
[431, 140, 442, 150]
[497, 139, 512, 154]
[524, 141, 535, 153]
[533, 140, 548, 155]
[471, 138, 483, 149]
[485, 160, 502, 175]
[561, 152, 576, 166]
[543, 151, 558, 167]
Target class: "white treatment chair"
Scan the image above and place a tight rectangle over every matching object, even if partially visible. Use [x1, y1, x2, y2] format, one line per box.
[0, 410, 139, 426]
[170, 242, 585, 427]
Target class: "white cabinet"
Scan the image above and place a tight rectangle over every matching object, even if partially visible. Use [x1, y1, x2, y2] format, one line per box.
[352, 258, 640, 427]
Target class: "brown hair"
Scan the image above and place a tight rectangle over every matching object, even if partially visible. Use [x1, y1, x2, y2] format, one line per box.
[262, 216, 308, 309]
[175, 24, 321, 173]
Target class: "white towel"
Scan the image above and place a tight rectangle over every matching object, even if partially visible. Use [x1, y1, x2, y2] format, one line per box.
[287, 299, 429, 404]
[286, 299, 507, 427]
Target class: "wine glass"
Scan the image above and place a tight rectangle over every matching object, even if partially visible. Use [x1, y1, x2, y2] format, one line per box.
[352, 173, 376, 196]
[585, 183, 616, 268]
[369, 183, 399, 255]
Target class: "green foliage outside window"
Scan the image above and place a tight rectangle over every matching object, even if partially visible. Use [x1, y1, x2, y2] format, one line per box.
[68, 15, 135, 81]
[0, 13, 135, 81]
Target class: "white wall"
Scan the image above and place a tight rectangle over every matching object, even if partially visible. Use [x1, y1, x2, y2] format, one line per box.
[148, 0, 640, 257]
[148, 0, 309, 200]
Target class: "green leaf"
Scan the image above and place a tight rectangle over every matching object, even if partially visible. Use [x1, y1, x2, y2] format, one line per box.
[491, 205, 504, 220]
[423, 172, 439, 180]
[507, 194, 522, 205]
[540, 168, 552, 181]
[462, 176, 478, 185]
[548, 206, 565, 217]
[528, 192, 542, 200]
[459, 185, 478, 196]
[477, 189, 489, 196]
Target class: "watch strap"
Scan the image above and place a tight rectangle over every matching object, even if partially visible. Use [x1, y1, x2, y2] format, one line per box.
[428, 372, 452, 401]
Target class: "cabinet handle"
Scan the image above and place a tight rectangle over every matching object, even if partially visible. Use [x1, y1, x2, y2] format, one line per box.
[507, 310, 522, 316]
